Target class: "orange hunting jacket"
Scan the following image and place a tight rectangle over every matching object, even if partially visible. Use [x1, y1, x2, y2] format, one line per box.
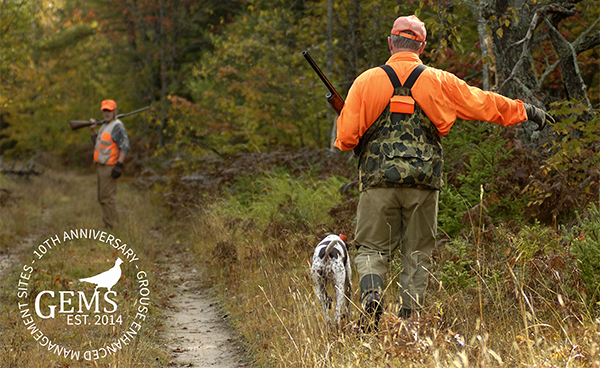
[334, 52, 528, 151]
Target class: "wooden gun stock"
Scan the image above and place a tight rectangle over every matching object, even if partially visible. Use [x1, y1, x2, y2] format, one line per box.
[68, 106, 151, 131]
[326, 93, 345, 115]
[302, 51, 345, 114]
[69, 120, 100, 130]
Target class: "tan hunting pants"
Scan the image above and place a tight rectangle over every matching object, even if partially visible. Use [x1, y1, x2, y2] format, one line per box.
[97, 164, 118, 228]
[354, 187, 438, 310]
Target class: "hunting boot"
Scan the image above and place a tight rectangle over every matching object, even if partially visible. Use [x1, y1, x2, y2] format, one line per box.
[359, 274, 384, 332]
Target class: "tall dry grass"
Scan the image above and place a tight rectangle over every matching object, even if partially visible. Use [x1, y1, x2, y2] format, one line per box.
[0, 169, 171, 367]
[185, 173, 600, 367]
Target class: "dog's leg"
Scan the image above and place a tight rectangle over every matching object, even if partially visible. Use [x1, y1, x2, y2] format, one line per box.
[342, 276, 352, 320]
[311, 270, 331, 324]
[333, 269, 347, 324]
[334, 285, 345, 324]
[343, 251, 353, 320]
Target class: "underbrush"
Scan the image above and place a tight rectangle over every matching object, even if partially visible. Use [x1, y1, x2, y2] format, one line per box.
[187, 170, 600, 367]
[218, 170, 348, 229]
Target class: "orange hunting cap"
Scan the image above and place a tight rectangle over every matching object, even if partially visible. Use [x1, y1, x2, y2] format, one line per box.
[391, 15, 427, 42]
[101, 99, 117, 111]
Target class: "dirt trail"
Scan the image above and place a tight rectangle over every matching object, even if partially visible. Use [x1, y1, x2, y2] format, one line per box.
[0, 248, 21, 280]
[163, 250, 249, 367]
[0, 236, 33, 280]
[0, 233, 249, 368]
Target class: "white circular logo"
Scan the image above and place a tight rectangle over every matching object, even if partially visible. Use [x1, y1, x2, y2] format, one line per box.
[16, 229, 151, 361]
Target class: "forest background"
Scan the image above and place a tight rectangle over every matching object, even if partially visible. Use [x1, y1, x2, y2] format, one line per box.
[1, 0, 600, 366]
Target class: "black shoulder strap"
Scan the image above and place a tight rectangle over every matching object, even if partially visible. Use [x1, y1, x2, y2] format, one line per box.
[380, 64, 427, 90]
[380, 65, 401, 89]
[404, 64, 427, 89]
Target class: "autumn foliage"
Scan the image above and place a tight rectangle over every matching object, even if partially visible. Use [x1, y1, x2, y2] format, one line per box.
[1, 0, 599, 366]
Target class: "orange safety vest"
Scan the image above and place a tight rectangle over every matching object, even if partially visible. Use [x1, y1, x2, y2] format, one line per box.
[94, 119, 123, 165]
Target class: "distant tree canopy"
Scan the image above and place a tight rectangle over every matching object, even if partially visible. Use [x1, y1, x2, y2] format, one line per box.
[1, 0, 243, 154]
[0, 0, 598, 156]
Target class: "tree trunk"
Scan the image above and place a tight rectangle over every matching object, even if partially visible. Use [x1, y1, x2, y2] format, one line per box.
[327, 0, 336, 151]
[482, 0, 598, 110]
[343, 0, 361, 94]
[545, 18, 592, 109]
[469, 2, 492, 91]
[483, 0, 540, 103]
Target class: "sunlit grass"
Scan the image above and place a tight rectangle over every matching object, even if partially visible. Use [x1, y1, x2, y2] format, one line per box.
[0, 169, 170, 367]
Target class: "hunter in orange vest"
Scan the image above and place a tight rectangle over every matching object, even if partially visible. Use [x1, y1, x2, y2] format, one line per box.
[89, 99, 130, 228]
[335, 15, 555, 330]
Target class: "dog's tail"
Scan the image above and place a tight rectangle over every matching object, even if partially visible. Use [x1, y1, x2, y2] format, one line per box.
[323, 239, 341, 261]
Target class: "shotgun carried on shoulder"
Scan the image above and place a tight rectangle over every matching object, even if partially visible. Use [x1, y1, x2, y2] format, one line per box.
[302, 51, 345, 114]
[69, 106, 151, 131]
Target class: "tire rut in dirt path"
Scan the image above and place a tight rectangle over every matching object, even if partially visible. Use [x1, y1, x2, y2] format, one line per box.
[0, 236, 34, 280]
[164, 252, 250, 367]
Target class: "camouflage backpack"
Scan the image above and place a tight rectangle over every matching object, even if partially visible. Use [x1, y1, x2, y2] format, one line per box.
[355, 64, 444, 192]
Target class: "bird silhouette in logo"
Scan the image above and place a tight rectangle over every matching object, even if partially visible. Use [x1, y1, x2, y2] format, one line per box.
[80, 258, 123, 291]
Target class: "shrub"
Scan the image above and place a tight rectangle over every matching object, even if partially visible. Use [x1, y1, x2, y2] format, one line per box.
[439, 120, 522, 238]
[524, 101, 600, 223]
[219, 169, 347, 230]
[439, 237, 477, 291]
[564, 201, 600, 309]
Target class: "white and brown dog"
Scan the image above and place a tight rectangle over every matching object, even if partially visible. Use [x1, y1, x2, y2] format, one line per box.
[310, 234, 352, 324]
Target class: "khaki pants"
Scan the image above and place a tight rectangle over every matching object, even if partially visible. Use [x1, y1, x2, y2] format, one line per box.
[97, 164, 118, 228]
[354, 187, 438, 310]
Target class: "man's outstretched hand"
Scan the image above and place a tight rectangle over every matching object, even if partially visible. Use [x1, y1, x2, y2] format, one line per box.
[524, 103, 555, 131]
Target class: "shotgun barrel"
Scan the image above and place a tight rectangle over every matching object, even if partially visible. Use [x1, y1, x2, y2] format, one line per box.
[69, 106, 151, 130]
[302, 51, 345, 114]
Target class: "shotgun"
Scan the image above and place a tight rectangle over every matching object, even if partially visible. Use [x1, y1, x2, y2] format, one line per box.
[302, 51, 345, 114]
[69, 106, 151, 131]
